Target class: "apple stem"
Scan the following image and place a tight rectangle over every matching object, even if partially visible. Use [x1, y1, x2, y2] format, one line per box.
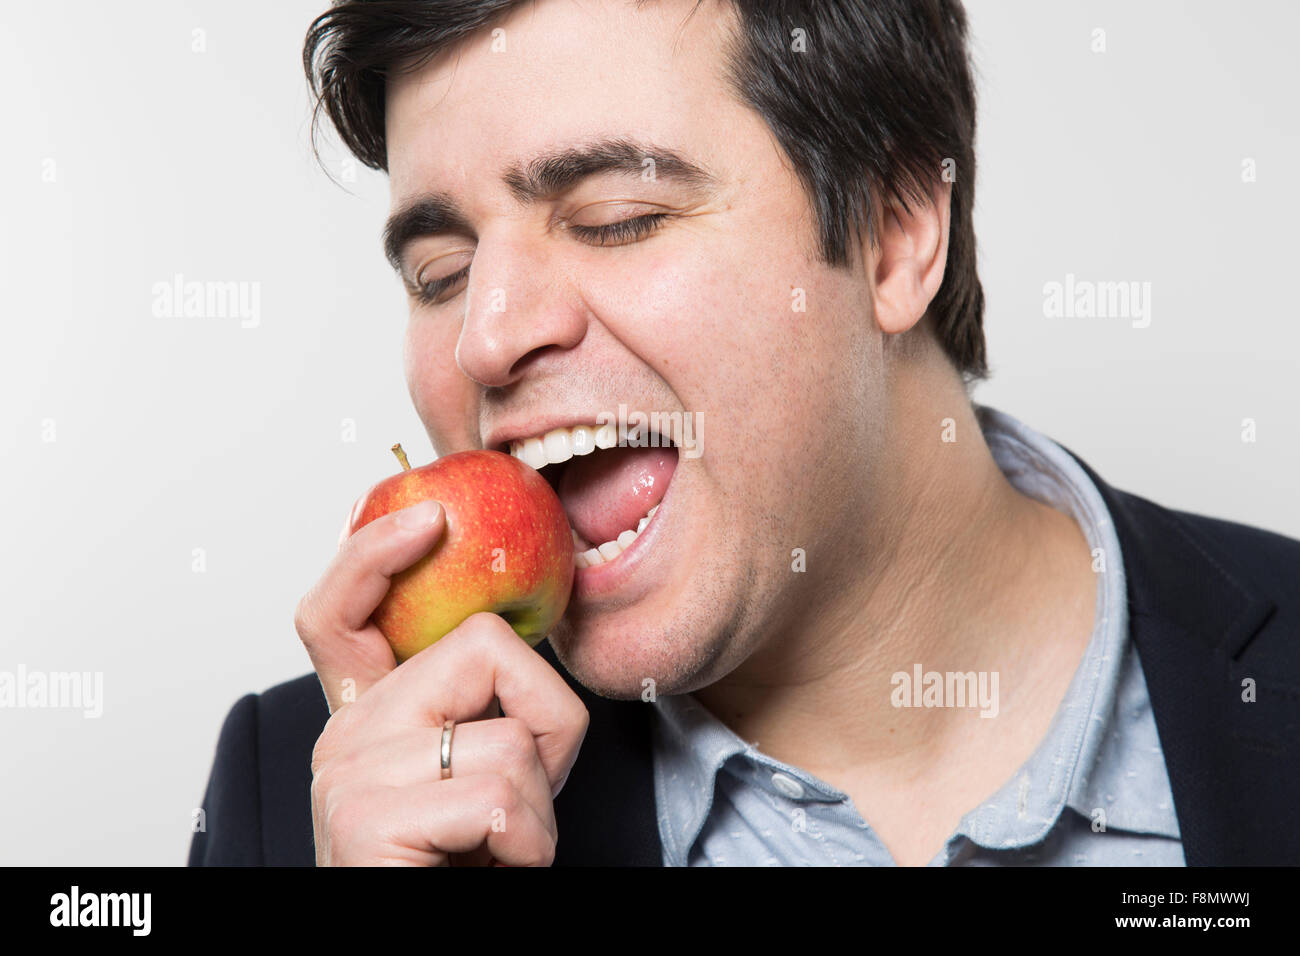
[391, 443, 412, 471]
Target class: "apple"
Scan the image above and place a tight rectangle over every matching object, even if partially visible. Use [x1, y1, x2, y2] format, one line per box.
[347, 444, 574, 662]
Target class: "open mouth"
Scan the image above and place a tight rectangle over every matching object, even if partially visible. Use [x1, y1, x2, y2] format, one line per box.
[501, 423, 678, 570]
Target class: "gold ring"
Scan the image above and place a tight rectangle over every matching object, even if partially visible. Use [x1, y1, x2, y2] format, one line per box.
[440, 719, 455, 780]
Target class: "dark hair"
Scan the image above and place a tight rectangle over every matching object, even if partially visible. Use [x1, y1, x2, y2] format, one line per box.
[304, 0, 987, 382]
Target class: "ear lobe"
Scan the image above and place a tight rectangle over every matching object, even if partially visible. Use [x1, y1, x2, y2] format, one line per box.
[870, 179, 952, 337]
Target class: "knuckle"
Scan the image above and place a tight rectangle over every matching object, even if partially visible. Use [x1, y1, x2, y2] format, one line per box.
[463, 611, 514, 644]
[570, 700, 591, 736]
[322, 786, 364, 840]
[311, 744, 343, 790]
[443, 613, 501, 668]
[310, 737, 333, 779]
[293, 590, 321, 643]
[309, 764, 332, 804]
[498, 716, 535, 756]
[311, 709, 353, 774]
[319, 745, 361, 789]
[492, 718, 537, 777]
[463, 610, 500, 630]
[557, 697, 590, 750]
[318, 707, 347, 746]
[479, 775, 516, 815]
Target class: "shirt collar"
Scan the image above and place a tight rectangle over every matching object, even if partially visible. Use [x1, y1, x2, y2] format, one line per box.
[652, 690, 861, 864]
[956, 405, 1180, 848]
[650, 691, 744, 865]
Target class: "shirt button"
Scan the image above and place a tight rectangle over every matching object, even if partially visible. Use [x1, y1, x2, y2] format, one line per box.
[770, 772, 805, 799]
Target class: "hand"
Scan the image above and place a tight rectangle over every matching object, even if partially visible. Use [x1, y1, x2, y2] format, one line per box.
[294, 499, 589, 865]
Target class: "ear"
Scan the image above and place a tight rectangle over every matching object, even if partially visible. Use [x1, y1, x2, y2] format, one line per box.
[870, 179, 952, 336]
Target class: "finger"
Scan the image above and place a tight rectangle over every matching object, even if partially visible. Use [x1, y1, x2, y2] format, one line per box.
[296, 499, 446, 710]
[327, 776, 556, 867]
[358, 612, 589, 797]
[327, 499, 446, 635]
[322, 719, 558, 840]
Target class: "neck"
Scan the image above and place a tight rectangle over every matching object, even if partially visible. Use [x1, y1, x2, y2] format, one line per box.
[693, 341, 1092, 780]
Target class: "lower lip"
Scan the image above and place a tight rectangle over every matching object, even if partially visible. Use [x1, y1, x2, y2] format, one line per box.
[570, 481, 672, 601]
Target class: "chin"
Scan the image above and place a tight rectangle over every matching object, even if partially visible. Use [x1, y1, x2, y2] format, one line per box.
[546, 607, 736, 702]
[544, 504, 766, 699]
[540, 613, 702, 702]
[545, 619, 662, 700]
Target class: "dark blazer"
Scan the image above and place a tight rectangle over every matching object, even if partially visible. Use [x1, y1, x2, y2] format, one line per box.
[188, 448, 1300, 866]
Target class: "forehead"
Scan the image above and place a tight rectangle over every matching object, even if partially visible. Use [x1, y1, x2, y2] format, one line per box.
[384, 0, 738, 204]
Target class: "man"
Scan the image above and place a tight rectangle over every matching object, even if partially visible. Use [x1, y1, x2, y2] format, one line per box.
[190, 0, 1300, 866]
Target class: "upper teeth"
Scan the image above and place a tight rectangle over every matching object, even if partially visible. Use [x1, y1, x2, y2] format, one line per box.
[504, 423, 669, 571]
[507, 423, 621, 470]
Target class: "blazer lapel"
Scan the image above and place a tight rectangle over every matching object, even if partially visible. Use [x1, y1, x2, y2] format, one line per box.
[1061, 445, 1292, 864]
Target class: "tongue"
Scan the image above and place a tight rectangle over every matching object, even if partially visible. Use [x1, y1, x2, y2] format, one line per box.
[557, 444, 677, 547]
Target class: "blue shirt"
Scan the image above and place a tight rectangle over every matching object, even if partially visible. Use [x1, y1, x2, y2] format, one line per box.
[650, 404, 1185, 865]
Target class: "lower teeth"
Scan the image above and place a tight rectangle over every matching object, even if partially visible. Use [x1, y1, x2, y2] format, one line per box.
[574, 504, 659, 568]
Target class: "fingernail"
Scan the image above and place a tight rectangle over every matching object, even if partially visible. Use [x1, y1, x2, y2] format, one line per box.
[396, 499, 442, 530]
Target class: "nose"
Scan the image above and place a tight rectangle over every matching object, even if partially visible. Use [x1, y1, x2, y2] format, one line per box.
[454, 228, 586, 388]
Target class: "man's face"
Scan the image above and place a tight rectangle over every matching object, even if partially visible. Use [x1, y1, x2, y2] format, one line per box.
[385, 0, 890, 697]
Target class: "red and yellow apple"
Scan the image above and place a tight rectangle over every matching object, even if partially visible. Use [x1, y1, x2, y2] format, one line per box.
[347, 445, 574, 662]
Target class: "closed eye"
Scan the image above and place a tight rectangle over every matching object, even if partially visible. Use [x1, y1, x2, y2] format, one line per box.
[414, 212, 671, 306]
[568, 211, 670, 246]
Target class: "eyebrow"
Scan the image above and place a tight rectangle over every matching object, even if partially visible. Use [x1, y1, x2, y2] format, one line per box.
[382, 137, 719, 274]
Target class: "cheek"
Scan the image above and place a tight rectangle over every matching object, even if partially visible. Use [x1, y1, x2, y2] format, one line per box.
[402, 317, 435, 414]
[592, 243, 877, 542]
[601, 240, 862, 439]
[404, 314, 474, 450]
[590, 246, 829, 515]
[599, 242, 791, 398]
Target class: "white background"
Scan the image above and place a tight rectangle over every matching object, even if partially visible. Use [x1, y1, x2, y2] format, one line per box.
[1, 0, 1296, 865]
